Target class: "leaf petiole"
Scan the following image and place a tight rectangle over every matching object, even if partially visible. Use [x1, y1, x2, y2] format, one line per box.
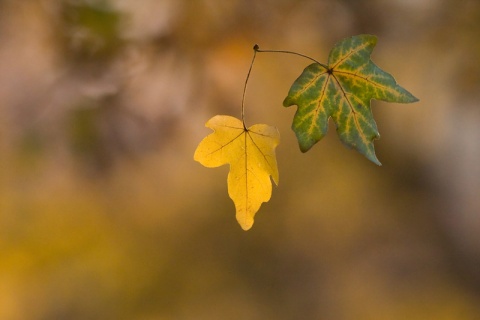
[254, 45, 329, 69]
[242, 44, 329, 129]
[241, 45, 258, 129]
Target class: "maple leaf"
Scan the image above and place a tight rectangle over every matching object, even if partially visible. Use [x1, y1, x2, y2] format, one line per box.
[283, 34, 418, 165]
[194, 115, 279, 230]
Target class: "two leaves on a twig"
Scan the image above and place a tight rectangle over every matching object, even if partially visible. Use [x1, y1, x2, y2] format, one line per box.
[194, 34, 418, 230]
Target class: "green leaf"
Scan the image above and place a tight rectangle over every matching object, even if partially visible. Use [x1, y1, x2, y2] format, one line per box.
[283, 34, 418, 165]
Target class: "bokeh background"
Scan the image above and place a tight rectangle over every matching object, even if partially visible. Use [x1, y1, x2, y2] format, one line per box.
[1, 0, 479, 319]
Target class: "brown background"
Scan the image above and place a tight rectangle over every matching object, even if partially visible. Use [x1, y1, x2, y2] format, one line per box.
[1, 0, 479, 319]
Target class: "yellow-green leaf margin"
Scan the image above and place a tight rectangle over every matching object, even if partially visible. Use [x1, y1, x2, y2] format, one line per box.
[283, 34, 418, 165]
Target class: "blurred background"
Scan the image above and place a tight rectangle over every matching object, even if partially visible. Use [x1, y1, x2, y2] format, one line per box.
[1, 0, 479, 319]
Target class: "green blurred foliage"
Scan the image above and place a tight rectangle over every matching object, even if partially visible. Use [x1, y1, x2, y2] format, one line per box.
[68, 103, 104, 166]
[59, 0, 123, 64]
[0, 0, 480, 319]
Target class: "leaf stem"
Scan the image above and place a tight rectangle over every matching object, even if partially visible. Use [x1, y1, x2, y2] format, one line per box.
[255, 45, 329, 69]
[241, 44, 328, 128]
[241, 45, 259, 129]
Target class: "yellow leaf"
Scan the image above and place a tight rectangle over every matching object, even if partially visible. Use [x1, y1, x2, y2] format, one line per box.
[194, 115, 280, 230]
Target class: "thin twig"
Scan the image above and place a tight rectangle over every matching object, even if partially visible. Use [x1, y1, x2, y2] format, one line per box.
[255, 45, 328, 69]
[241, 45, 258, 128]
